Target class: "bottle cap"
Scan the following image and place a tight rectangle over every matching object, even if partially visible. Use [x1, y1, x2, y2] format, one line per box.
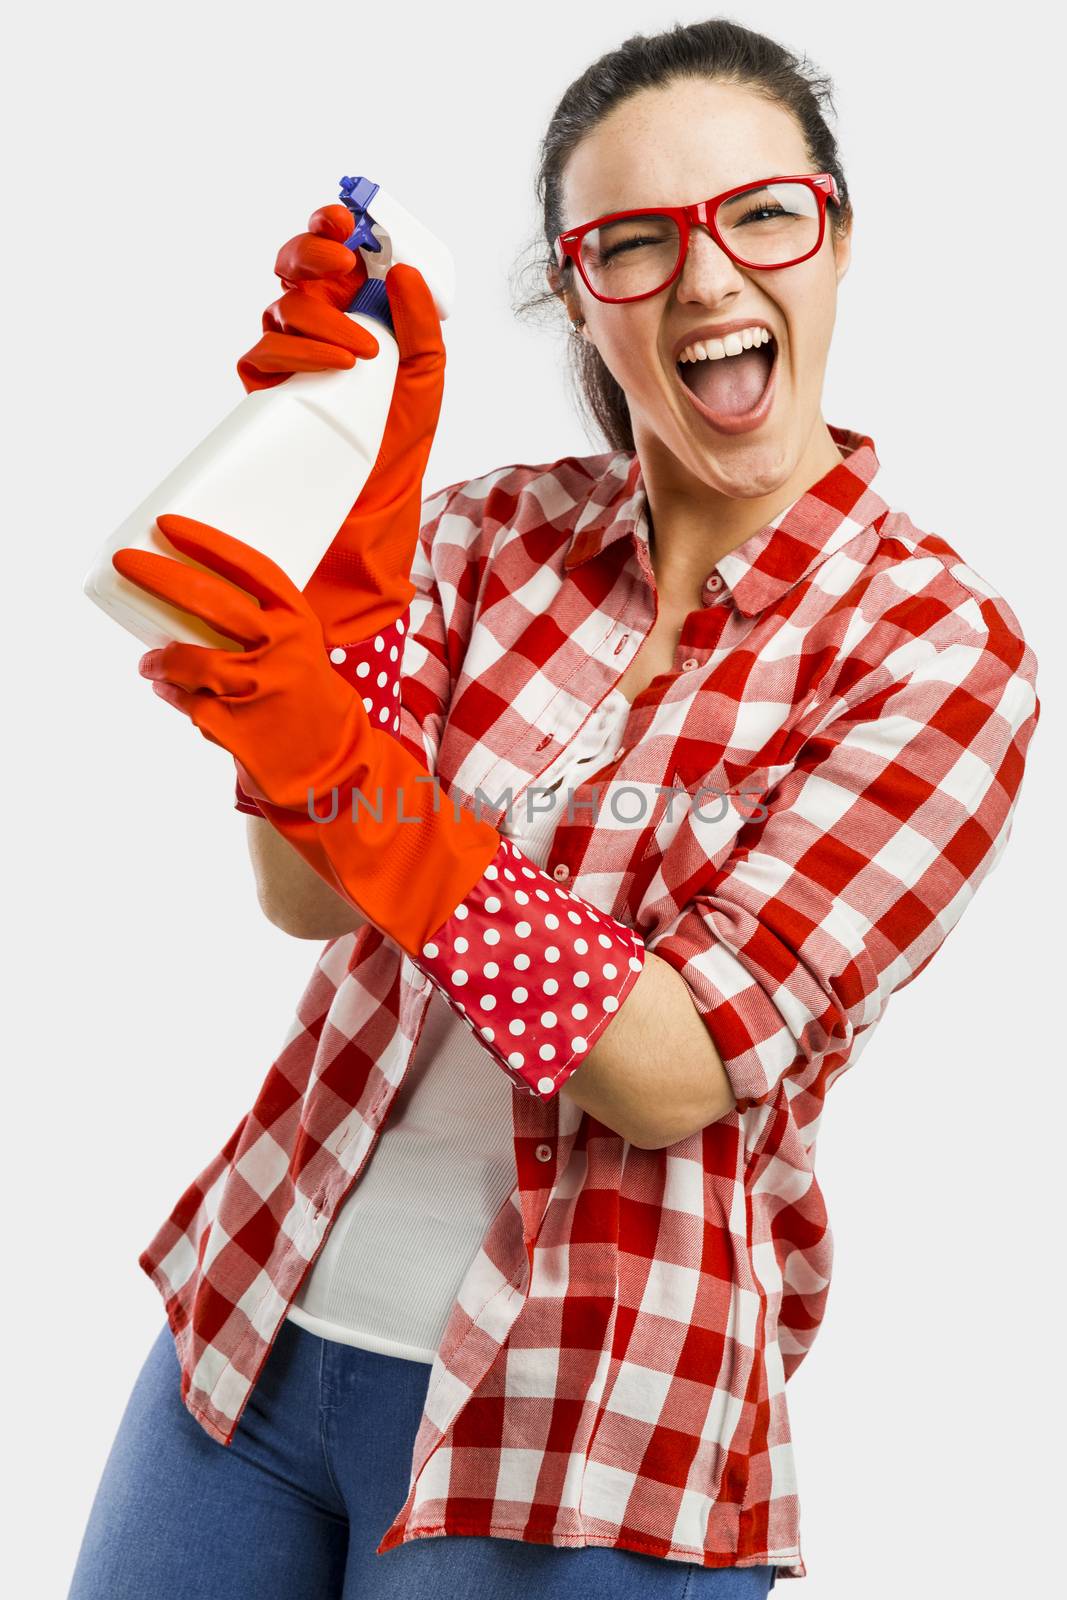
[347, 276, 395, 336]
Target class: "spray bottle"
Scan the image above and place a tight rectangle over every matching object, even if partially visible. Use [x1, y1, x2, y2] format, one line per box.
[82, 175, 454, 652]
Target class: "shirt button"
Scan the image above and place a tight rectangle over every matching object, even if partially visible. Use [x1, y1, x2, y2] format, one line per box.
[707, 573, 724, 591]
[552, 863, 570, 882]
[535, 1143, 554, 1162]
[681, 657, 699, 670]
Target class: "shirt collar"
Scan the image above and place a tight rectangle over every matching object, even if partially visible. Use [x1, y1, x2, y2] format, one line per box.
[563, 425, 891, 618]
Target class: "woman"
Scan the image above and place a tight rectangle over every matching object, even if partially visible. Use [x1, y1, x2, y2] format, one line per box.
[68, 17, 1039, 1599]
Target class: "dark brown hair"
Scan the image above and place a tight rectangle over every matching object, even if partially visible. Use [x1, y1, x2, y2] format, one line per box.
[510, 18, 852, 452]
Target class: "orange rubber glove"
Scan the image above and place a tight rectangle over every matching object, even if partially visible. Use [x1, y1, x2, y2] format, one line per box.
[112, 514, 499, 947]
[112, 514, 646, 1103]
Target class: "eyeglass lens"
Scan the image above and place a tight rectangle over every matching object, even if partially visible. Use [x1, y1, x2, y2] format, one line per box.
[577, 181, 822, 298]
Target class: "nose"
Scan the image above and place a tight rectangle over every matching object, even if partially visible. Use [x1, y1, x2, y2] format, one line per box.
[676, 224, 746, 301]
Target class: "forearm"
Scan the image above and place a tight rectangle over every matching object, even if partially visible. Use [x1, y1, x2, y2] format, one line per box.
[559, 950, 736, 1148]
[245, 815, 366, 940]
[249, 796, 729, 1139]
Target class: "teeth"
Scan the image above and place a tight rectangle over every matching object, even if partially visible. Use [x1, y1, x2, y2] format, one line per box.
[677, 326, 773, 363]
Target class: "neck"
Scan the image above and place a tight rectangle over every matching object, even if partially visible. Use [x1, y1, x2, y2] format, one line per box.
[635, 416, 845, 605]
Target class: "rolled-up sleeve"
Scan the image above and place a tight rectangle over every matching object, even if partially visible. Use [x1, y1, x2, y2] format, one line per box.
[647, 615, 1040, 1111]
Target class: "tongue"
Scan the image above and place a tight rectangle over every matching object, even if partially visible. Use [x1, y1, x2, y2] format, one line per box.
[684, 346, 772, 415]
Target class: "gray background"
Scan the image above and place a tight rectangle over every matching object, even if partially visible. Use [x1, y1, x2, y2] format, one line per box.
[6, 1, 1062, 1593]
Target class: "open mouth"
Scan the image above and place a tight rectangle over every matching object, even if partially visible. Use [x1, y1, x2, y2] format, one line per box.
[674, 336, 778, 433]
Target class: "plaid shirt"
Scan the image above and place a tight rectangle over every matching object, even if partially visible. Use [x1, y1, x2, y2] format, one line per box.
[139, 426, 1039, 1579]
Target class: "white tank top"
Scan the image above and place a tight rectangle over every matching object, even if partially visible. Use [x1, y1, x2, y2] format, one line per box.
[285, 686, 633, 1360]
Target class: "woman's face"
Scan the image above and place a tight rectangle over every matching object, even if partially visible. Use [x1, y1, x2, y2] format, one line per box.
[554, 77, 851, 505]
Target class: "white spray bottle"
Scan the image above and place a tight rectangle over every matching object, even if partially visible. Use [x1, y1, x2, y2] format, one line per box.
[82, 175, 454, 652]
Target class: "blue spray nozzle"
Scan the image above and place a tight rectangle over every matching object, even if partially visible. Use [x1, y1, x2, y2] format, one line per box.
[339, 175, 394, 335]
[339, 175, 383, 254]
[337, 172, 454, 320]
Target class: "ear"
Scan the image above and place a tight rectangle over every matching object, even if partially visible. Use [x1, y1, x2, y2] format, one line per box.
[546, 261, 584, 325]
[832, 213, 852, 285]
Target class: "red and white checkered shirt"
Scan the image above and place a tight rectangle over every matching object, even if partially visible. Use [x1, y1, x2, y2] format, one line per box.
[139, 426, 1039, 1580]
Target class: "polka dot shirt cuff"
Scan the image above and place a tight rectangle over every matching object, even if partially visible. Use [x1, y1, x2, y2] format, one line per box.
[233, 616, 407, 815]
[412, 838, 646, 1101]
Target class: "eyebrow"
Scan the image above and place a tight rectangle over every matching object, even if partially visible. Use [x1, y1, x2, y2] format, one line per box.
[576, 176, 786, 221]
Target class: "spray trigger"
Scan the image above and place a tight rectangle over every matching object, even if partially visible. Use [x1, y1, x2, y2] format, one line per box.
[338, 175, 384, 255]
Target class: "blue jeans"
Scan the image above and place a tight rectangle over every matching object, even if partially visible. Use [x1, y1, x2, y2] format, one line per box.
[68, 1317, 779, 1597]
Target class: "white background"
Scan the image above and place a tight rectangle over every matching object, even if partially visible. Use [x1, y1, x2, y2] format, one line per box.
[6, 1, 1063, 1594]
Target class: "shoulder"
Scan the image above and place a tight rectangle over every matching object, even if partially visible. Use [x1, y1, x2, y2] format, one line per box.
[420, 449, 628, 549]
[877, 509, 1024, 632]
[843, 503, 1039, 695]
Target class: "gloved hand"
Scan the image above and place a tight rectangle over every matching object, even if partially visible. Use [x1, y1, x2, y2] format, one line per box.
[236, 203, 445, 645]
[115, 515, 371, 812]
[113, 514, 646, 1103]
[235, 204, 381, 393]
[113, 513, 499, 933]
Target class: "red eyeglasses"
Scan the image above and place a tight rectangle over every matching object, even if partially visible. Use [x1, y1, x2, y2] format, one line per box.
[554, 173, 841, 304]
